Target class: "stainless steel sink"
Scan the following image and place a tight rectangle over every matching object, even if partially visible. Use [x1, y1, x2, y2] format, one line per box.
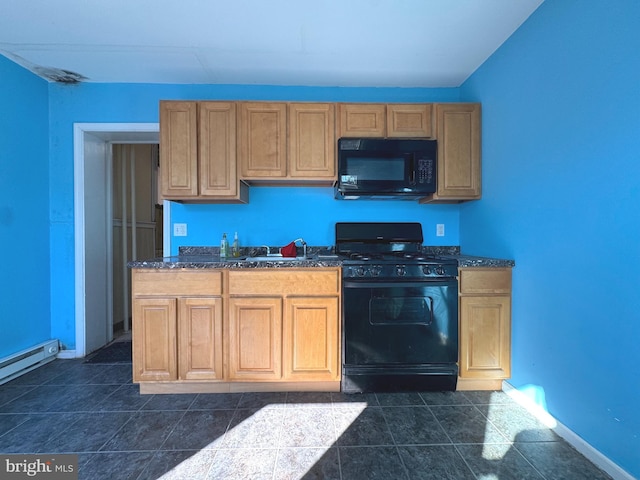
[244, 255, 309, 262]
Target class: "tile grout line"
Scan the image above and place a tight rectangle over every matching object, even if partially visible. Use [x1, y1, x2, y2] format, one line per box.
[203, 391, 249, 478]
[269, 391, 288, 480]
[420, 392, 479, 479]
[375, 394, 413, 480]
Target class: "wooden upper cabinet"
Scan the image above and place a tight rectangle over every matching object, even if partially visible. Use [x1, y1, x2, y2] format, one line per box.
[422, 103, 481, 203]
[238, 102, 288, 179]
[338, 103, 433, 138]
[387, 104, 433, 138]
[159, 100, 248, 203]
[338, 103, 386, 137]
[238, 102, 335, 183]
[288, 103, 335, 180]
[159, 99, 480, 197]
[160, 101, 198, 197]
[199, 102, 239, 197]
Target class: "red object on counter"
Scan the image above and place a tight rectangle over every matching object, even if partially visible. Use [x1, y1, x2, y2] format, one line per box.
[280, 242, 297, 257]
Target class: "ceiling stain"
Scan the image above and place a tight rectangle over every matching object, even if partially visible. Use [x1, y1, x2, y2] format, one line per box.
[32, 66, 87, 84]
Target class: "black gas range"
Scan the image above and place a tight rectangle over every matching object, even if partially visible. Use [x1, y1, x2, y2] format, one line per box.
[337, 222, 458, 280]
[336, 222, 459, 393]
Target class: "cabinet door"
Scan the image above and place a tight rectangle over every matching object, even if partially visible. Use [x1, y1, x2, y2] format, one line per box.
[133, 298, 177, 382]
[228, 297, 283, 380]
[338, 104, 386, 137]
[434, 103, 481, 200]
[288, 103, 336, 180]
[160, 101, 198, 198]
[459, 295, 511, 379]
[283, 297, 339, 381]
[386, 104, 433, 138]
[239, 102, 287, 178]
[178, 297, 223, 381]
[199, 102, 239, 197]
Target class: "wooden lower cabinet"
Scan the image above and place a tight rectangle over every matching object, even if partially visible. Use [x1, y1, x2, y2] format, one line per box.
[283, 297, 339, 381]
[227, 269, 341, 385]
[178, 297, 223, 381]
[133, 296, 223, 382]
[132, 269, 223, 384]
[227, 295, 339, 382]
[458, 267, 512, 390]
[133, 297, 177, 382]
[133, 267, 341, 393]
[228, 297, 283, 380]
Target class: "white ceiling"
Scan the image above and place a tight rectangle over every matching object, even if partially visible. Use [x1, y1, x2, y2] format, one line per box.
[0, 0, 543, 87]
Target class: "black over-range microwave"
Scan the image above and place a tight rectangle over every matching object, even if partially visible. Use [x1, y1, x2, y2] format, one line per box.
[334, 138, 437, 200]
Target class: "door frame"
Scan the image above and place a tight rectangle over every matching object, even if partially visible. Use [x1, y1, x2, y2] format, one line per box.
[71, 123, 166, 358]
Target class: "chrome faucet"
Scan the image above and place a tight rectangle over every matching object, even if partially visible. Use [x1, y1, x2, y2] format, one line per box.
[292, 238, 307, 258]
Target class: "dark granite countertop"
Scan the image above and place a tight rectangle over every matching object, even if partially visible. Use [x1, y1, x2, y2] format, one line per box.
[444, 254, 515, 268]
[127, 254, 343, 269]
[128, 246, 514, 269]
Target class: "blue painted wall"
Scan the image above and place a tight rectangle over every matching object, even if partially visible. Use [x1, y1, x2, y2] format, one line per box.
[47, 83, 461, 349]
[0, 56, 51, 358]
[170, 188, 459, 254]
[460, 0, 640, 476]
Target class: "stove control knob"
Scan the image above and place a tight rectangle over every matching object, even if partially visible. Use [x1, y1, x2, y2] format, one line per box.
[396, 265, 406, 276]
[435, 266, 446, 276]
[355, 267, 366, 277]
[422, 266, 432, 275]
[370, 266, 382, 277]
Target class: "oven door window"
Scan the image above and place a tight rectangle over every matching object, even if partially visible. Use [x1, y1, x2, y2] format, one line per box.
[370, 294, 432, 326]
[343, 283, 458, 366]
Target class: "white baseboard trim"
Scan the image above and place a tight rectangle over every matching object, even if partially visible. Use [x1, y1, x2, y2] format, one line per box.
[56, 350, 78, 359]
[503, 382, 634, 480]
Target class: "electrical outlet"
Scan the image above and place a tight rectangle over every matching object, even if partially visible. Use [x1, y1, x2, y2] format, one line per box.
[173, 223, 187, 237]
[436, 224, 445, 237]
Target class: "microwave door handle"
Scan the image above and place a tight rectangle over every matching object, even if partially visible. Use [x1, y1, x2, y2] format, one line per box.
[409, 154, 416, 185]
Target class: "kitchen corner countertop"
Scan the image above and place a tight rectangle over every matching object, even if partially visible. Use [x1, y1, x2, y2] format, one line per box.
[447, 254, 515, 268]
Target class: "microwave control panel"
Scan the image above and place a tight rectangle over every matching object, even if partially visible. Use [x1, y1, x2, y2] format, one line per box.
[416, 158, 434, 184]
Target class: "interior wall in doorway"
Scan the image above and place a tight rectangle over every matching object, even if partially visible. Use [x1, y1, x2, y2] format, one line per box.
[112, 144, 160, 334]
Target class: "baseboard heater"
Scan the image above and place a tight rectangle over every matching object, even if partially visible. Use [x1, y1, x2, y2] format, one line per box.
[0, 339, 59, 385]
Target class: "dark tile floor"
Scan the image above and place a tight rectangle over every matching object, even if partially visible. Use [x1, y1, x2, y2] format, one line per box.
[0, 359, 613, 480]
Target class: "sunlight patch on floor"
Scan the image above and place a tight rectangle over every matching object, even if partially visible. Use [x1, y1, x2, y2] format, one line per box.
[156, 399, 369, 479]
[507, 383, 558, 428]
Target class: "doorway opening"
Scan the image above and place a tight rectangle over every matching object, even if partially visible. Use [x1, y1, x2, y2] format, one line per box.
[111, 144, 162, 341]
[73, 123, 166, 358]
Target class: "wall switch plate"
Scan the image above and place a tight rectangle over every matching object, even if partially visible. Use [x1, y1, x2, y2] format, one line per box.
[173, 223, 187, 236]
[436, 224, 445, 237]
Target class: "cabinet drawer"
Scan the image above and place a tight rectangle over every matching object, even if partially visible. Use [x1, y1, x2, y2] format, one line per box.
[228, 269, 340, 296]
[132, 269, 222, 296]
[459, 268, 511, 294]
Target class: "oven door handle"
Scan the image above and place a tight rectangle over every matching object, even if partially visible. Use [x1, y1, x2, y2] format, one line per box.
[343, 280, 456, 289]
